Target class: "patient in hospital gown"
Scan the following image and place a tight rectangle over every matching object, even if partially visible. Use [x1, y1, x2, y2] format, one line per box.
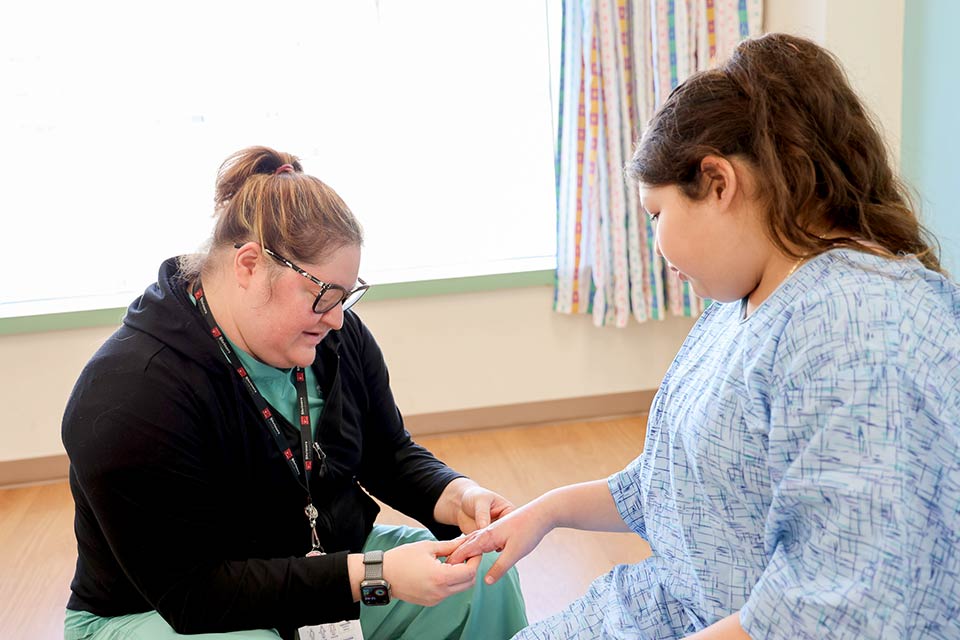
[521, 249, 960, 639]
[450, 30, 960, 638]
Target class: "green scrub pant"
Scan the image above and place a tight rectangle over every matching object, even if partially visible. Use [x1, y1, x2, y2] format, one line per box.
[64, 524, 528, 640]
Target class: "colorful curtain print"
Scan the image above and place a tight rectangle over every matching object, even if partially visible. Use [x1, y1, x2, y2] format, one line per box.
[554, 0, 763, 327]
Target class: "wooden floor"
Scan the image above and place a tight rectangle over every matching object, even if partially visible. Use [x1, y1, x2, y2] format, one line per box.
[0, 416, 650, 638]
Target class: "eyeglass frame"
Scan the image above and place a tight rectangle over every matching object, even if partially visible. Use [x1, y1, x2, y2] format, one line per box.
[234, 243, 369, 314]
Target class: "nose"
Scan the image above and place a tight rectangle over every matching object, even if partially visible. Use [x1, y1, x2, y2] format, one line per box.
[653, 223, 662, 257]
[319, 302, 344, 330]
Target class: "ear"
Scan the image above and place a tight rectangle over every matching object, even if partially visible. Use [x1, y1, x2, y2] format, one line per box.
[233, 242, 262, 290]
[699, 155, 738, 211]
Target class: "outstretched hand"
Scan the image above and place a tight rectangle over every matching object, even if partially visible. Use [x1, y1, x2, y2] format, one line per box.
[446, 502, 553, 585]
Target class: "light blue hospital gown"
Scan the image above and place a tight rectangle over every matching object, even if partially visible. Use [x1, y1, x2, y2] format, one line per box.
[517, 249, 960, 639]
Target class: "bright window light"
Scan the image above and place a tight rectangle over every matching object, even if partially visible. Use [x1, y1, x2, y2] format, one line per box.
[1, 0, 560, 318]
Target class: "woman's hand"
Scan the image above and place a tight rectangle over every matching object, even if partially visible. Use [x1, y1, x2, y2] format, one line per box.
[446, 501, 554, 585]
[380, 539, 482, 607]
[434, 478, 515, 534]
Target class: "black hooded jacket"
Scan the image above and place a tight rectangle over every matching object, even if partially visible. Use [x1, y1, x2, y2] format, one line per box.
[62, 258, 463, 636]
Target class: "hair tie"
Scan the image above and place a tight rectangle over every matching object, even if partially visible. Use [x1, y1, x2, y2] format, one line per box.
[275, 163, 294, 175]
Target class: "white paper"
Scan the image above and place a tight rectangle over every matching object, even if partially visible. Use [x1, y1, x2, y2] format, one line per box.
[298, 619, 363, 640]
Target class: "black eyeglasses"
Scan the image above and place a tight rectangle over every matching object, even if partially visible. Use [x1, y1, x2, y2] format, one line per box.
[235, 244, 369, 314]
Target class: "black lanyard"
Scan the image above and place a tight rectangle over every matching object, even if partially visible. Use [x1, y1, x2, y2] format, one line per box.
[193, 283, 327, 554]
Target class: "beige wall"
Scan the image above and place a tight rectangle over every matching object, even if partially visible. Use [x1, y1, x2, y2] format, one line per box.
[0, 1, 907, 463]
[353, 288, 696, 417]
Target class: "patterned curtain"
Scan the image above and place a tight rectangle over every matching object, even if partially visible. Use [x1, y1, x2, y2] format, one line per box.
[554, 0, 763, 327]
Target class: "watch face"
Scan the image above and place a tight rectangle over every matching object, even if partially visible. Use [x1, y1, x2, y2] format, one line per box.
[360, 582, 390, 606]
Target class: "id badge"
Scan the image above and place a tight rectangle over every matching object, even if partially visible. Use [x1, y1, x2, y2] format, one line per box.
[298, 619, 363, 640]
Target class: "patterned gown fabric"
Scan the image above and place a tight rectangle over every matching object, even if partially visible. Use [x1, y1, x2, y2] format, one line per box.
[554, 0, 762, 326]
[520, 249, 960, 638]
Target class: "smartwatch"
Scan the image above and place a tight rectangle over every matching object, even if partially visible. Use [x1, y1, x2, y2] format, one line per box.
[359, 550, 391, 606]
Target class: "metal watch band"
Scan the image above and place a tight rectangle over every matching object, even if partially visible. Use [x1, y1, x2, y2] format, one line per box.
[363, 550, 384, 581]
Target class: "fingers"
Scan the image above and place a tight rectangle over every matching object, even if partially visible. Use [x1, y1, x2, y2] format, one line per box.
[446, 539, 479, 565]
[442, 554, 481, 592]
[452, 528, 520, 585]
[445, 529, 494, 565]
[432, 536, 467, 559]
[386, 540, 480, 607]
[473, 493, 493, 529]
[440, 553, 477, 583]
[491, 501, 515, 521]
[483, 551, 517, 585]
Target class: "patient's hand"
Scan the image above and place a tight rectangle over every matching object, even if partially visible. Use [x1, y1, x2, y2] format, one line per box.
[446, 501, 553, 584]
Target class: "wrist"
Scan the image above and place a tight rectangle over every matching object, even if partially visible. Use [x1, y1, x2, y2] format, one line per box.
[358, 549, 391, 606]
[533, 488, 565, 530]
[347, 553, 364, 602]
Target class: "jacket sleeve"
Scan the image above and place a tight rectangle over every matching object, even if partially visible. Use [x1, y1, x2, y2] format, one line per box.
[347, 316, 464, 541]
[63, 348, 359, 635]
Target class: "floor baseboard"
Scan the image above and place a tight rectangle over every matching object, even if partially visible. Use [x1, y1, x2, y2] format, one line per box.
[403, 390, 655, 436]
[0, 454, 70, 488]
[0, 390, 656, 487]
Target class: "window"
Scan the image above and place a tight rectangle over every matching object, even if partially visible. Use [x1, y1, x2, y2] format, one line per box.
[1, 0, 560, 317]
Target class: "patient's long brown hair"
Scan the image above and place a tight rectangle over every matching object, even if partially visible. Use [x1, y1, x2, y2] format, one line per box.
[628, 32, 942, 273]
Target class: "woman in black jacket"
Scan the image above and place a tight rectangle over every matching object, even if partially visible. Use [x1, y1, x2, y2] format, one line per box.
[62, 146, 527, 640]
